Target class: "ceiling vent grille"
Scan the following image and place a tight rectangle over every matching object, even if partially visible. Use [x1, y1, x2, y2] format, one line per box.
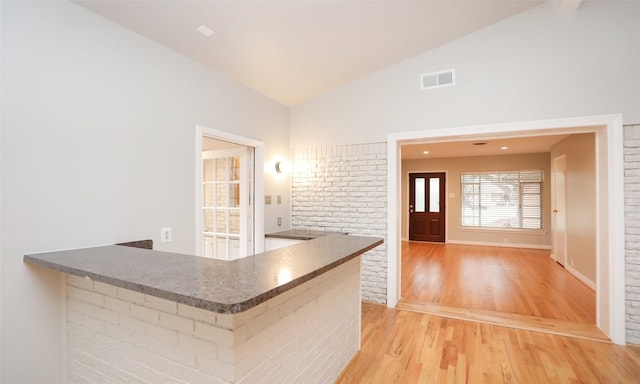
[421, 69, 455, 90]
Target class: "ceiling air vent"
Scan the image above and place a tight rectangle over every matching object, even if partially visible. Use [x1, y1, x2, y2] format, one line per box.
[421, 68, 455, 90]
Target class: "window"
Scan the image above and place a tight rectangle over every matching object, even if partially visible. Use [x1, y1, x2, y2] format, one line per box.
[460, 170, 543, 230]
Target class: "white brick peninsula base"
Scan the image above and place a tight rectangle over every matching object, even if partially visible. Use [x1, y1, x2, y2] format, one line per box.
[65, 258, 360, 383]
[25, 236, 382, 383]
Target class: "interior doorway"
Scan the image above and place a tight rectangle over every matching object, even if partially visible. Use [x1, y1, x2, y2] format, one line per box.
[409, 172, 446, 242]
[552, 154, 568, 267]
[387, 115, 626, 345]
[195, 125, 265, 259]
[201, 144, 254, 260]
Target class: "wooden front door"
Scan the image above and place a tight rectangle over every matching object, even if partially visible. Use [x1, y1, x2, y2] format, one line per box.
[409, 172, 446, 242]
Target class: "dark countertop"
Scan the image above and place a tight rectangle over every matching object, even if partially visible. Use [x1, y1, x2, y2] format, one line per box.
[265, 229, 348, 240]
[24, 235, 382, 314]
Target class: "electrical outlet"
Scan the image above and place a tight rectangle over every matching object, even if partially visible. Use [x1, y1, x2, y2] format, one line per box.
[265, 195, 272, 205]
[161, 227, 172, 243]
[277, 195, 282, 204]
[277, 217, 282, 226]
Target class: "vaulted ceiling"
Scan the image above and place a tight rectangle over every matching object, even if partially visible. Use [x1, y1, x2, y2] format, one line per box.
[75, 0, 546, 106]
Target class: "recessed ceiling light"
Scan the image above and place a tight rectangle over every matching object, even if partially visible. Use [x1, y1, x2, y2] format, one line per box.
[196, 25, 215, 37]
[501, 146, 508, 150]
[423, 150, 430, 154]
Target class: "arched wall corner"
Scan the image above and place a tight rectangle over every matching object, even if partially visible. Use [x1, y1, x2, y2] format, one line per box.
[387, 114, 625, 345]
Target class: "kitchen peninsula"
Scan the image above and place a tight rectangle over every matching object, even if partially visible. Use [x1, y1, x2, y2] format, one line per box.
[25, 235, 383, 383]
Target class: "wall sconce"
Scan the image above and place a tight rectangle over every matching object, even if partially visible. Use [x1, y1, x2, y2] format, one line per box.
[275, 161, 290, 174]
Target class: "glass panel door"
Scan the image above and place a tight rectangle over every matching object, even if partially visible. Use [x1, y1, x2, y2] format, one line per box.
[202, 147, 253, 260]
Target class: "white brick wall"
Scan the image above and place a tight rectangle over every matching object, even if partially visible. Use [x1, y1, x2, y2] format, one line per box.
[289, 135, 640, 345]
[64, 257, 361, 383]
[624, 124, 640, 345]
[291, 143, 387, 303]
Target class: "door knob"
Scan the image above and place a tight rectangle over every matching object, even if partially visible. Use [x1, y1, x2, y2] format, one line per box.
[553, 209, 558, 213]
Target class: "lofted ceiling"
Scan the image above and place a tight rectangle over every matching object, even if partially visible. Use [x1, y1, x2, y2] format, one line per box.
[74, 0, 546, 106]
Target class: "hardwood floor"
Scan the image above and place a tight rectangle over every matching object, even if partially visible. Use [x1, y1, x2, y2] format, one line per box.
[336, 243, 634, 382]
[336, 303, 640, 383]
[400, 242, 596, 324]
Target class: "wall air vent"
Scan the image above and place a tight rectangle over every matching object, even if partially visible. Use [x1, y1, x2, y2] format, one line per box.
[420, 68, 455, 90]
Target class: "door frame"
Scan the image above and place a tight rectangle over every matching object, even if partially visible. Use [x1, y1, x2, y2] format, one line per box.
[195, 125, 265, 257]
[387, 114, 625, 345]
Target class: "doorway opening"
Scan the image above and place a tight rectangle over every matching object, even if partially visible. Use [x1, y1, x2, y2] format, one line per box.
[387, 115, 625, 345]
[552, 154, 568, 267]
[195, 125, 265, 259]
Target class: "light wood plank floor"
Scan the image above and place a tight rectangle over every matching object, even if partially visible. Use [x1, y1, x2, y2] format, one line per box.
[400, 242, 596, 324]
[336, 303, 640, 383]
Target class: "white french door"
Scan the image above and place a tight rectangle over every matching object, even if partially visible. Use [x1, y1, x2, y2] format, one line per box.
[202, 147, 254, 260]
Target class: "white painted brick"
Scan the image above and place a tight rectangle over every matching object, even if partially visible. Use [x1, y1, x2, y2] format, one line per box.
[194, 322, 235, 347]
[104, 296, 130, 314]
[246, 307, 279, 338]
[67, 285, 104, 307]
[67, 298, 118, 324]
[130, 303, 160, 324]
[197, 357, 234, 382]
[130, 331, 196, 367]
[116, 287, 145, 305]
[105, 323, 135, 342]
[118, 314, 147, 334]
[179, 333, 217, 359]
[144, 294, 178, 314]
[65, 245, 361, 383]
[67, 311, 106, 334]
[215, 313, 234, 330]
[66, 274, 94, 290]
[265, 288, 295, 310]
[160, 312, 195, 334]
[178, 303, 216, 326]
[625, 124, 640, 344]
[233, 301, 267, 328]
[147, 323, 178, 345]
[67, 322, 97, 343]
[92, 281, 117, 297]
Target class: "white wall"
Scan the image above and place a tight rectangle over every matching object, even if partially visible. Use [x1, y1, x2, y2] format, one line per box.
[290, 1, 640, 146]
[551, 134, 597, 283]
[0, 2, 288, 383]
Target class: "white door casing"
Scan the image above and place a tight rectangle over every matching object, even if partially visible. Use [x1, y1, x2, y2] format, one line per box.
[387, 114, 625, 345]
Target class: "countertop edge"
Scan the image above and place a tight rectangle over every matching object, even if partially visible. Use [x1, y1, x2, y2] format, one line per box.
[24, 237, 383, 314]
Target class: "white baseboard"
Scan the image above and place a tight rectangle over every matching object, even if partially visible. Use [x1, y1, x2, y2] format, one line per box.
[566, 264, 596, 291]
[447, 239, 551, 250]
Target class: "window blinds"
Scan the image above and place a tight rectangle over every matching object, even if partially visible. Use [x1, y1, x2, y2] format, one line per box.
[460, 170, 543, 230]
